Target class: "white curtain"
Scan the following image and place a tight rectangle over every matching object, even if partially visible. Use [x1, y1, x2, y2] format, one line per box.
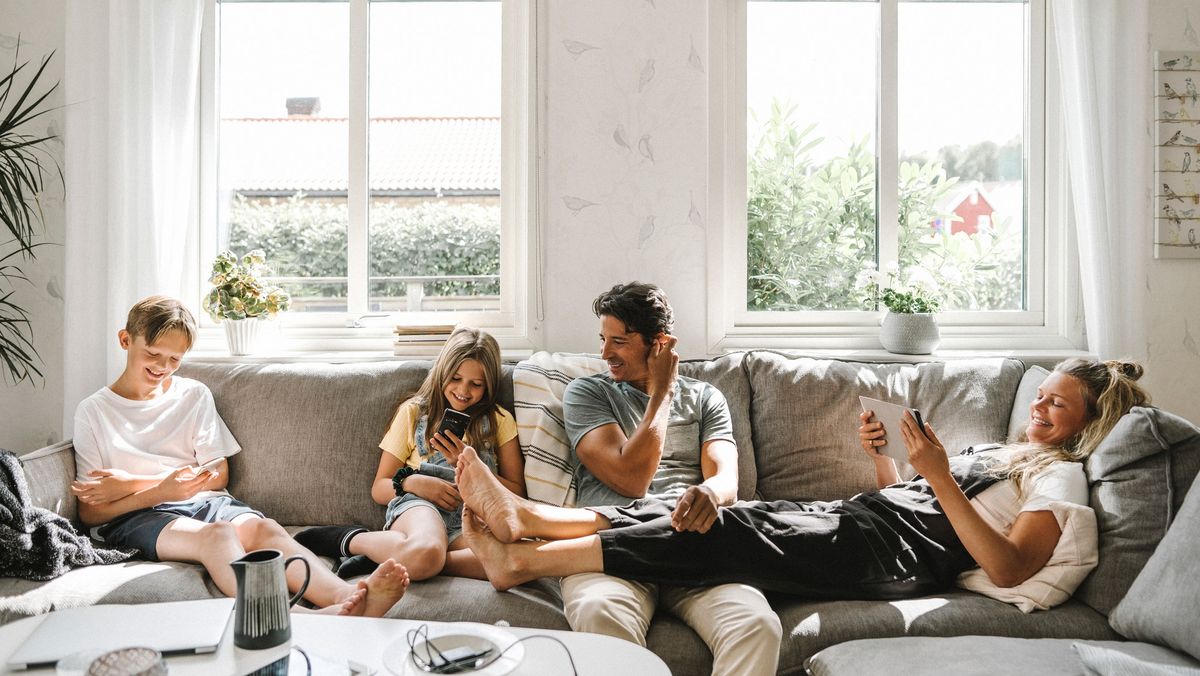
[1052, 0, 1151, 359]
[62, 0, 204, 431]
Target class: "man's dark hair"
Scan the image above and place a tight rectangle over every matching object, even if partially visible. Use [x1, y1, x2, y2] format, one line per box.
[592, 282, 674, 344]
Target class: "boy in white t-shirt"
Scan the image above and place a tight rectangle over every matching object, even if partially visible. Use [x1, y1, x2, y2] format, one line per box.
[70, 295, 408, 616]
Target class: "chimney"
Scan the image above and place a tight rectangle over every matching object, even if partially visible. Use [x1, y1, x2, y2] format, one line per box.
[286, 97, 321, 117]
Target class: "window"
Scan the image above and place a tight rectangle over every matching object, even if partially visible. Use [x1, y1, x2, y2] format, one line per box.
[708, 0, 1079, 351]
[201, 0, 536, 346]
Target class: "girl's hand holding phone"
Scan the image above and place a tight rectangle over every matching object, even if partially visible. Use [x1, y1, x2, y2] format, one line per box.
[429, 431, 468, 465]
[404, 474, 462, 511]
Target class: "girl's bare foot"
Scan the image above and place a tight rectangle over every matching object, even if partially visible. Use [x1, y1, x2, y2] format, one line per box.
[456, 447, 526, 542]
[461, 507, 529, 591]
[334, 585, 367, 616]
[360, 558, 410, 618]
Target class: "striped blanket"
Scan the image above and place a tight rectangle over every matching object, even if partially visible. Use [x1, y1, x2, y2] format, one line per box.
[514, 352, 607, 507]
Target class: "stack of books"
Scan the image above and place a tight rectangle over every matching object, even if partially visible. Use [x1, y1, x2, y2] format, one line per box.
[393, 324, 457, 358]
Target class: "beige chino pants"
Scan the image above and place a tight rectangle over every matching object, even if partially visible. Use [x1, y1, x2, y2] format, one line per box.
[561, 572, 782, 676]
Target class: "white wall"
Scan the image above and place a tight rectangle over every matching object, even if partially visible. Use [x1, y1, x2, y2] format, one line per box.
[0, 0, 66, 454]
[1, 0, 1197, 452]
[542, 0, 709, 356]
[1146, 1, 1200, 424]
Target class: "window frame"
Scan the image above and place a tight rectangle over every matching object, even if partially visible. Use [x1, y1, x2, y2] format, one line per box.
[706, 0, 1082, 353]
[198, 0, 541, 353]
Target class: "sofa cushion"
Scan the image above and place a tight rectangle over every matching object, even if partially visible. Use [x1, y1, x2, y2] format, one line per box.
[178, 361, 438, 527]
[1076, 406, 1200, 616]
[679, 353, 757, 500]
[17, 441, 77, 522]
[772, 592, 1115, 674]
[1006, 365, 1049, 443]
[745, 352, 1025, 501]
[804, 637, 1200, 676]
[1110, 471, 1200, 661]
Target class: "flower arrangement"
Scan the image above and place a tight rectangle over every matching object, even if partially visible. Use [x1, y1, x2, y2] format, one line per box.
[855, 263, 942, 314]
[203, 250, 291, 322]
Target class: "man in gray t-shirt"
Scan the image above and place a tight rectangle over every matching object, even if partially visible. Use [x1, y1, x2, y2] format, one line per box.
[557, 282, 780, 676]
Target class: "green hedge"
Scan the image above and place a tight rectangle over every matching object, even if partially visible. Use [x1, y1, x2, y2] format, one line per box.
[227, 195, 500, 298]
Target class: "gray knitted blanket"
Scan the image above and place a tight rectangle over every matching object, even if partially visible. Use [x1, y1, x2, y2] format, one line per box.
[0, 450, 133, 580]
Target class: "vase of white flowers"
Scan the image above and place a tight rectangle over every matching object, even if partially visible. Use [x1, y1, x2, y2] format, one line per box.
[203, 250, 291, 356]
[856, 264, 942, 355]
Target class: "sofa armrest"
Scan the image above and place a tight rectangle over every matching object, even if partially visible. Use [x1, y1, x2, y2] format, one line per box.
[18, 440, 77, 522]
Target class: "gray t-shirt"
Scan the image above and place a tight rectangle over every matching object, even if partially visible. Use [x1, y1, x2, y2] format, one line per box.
[563, 373, 735, 507]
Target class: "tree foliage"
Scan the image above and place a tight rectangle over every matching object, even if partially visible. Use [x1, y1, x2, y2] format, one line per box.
[747, 102, 1024, 312]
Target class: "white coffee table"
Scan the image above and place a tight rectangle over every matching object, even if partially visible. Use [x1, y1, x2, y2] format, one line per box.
[0, 604, 670, 675]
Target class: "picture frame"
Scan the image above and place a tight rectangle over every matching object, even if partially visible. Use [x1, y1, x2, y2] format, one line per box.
[1154, 50, 1200, 259]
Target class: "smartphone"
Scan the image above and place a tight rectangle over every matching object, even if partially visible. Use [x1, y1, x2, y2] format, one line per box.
[195, 456, 226, 475]
[437, 409, 471, 440]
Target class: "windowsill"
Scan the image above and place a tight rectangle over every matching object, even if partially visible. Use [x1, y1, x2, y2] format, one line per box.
[187, 346, 1091, 370]
[729, 347, 1094, 370]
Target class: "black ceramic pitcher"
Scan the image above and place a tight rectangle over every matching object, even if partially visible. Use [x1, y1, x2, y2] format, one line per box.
[231, 549, 311, 650]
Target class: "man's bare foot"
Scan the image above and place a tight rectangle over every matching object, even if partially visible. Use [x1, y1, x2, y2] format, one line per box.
[456, 447, 526, 543]
[461, 507, 529, 591]
[360, 558, 410, 618]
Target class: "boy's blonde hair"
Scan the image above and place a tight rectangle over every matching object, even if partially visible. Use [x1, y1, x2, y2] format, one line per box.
[403, 326, 504, 455]
[126, 295, 198, 350]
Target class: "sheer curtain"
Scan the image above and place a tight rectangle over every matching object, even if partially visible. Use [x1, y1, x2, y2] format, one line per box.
[62, 0, 204, 430]
[1052, 0, 1151, 359]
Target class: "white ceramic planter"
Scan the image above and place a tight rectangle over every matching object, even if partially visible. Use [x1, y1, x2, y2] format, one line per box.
[879, 312, 940, 355]
[223, 318, 263, 356]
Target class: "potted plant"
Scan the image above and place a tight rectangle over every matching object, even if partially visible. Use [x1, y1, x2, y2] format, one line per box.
[203, 250, 291, 355]
[0, 45, 59, 384]
[856, 263, 942, 355]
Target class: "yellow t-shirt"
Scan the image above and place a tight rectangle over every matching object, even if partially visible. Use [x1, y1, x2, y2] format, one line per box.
[379, 401, 518, 468]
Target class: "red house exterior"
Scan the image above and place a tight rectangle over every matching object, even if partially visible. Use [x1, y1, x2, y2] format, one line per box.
[933, 185, 995, 235]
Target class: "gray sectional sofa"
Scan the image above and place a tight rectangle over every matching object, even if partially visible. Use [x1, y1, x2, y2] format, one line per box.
[4, 351, 1199, 675]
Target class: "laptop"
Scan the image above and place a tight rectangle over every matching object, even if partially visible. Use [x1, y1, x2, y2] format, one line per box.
[7, 598, 235, 670]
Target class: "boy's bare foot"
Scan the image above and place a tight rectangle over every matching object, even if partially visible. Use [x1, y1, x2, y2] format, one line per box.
[360, 558, 410, 618]
[461, 507, 527, 591]
[456, 447, 526, 543]
[320, 585, 367, 616]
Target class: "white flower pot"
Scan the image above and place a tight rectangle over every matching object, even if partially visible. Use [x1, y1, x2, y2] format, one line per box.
[223, 318, 263, 356]
[879, 312, 940, 355]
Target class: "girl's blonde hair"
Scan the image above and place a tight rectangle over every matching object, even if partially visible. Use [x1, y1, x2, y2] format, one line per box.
[991, 358, 1150, 492]
[403, 326, 504, 455]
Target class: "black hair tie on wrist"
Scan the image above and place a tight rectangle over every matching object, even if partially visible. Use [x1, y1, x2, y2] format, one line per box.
[392, 466, 418, 496]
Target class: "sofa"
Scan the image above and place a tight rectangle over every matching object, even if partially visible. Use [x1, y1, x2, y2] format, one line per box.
[4, 351, 1199, 675]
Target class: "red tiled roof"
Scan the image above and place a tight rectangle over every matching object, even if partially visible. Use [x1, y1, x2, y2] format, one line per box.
[219, 117, 500, 193]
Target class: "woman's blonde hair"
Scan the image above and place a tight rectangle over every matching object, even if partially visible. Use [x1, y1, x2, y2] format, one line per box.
[402, 326, 504, 455]
[992, 358, 1150, 492]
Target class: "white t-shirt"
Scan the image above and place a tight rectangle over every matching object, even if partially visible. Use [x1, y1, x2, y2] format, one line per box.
[966, 449, 1089, 535]
[73, 377, 241, 490]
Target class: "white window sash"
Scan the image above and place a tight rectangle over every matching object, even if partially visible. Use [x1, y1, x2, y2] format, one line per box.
[198, 0, 541, 353]
[707, 0, 1079, 353]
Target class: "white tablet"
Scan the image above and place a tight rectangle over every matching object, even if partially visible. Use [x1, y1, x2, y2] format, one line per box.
[859, 396, 926, 463]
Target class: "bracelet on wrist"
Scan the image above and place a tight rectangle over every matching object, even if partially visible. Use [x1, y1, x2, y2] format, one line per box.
[391, 466, 418, 496]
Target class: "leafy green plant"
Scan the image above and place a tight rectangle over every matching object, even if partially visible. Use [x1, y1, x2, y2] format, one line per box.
[0, 45, 60, 385]
[203, 250, 292, 321]
[855, 265, 941, 314]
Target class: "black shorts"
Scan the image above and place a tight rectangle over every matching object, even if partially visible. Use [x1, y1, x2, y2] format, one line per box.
[93, 495, 263, 561]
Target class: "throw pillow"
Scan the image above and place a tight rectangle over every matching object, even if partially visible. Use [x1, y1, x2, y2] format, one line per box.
[957, 500, 1098, 612]
[1109, 470, 1200, 661]
[1074, 406, 1200, 615]
[1006, 365, 1049, 443]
